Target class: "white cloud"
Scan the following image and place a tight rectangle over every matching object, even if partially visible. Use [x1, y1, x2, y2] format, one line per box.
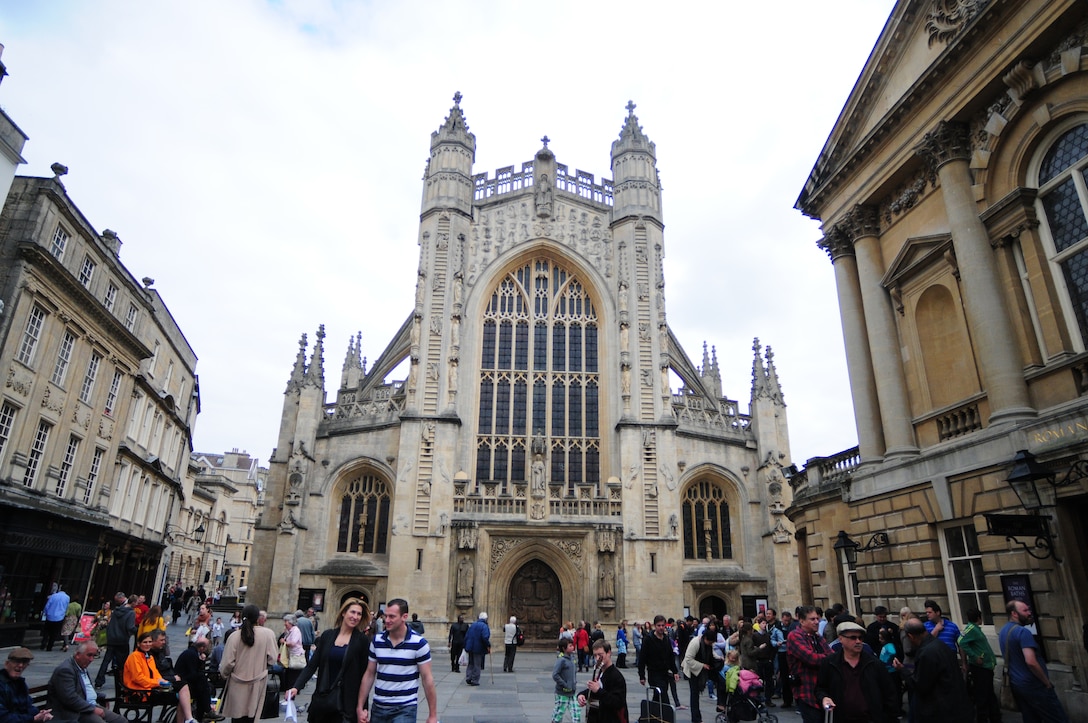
[0, 0, 895, 464]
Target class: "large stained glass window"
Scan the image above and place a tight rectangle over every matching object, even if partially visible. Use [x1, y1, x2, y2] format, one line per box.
[477, 260, 599, 494]
[336, 473, 390, 554]
[681, 479, 733, 559]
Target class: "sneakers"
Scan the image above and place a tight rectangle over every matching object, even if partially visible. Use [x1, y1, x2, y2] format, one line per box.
[675, 705, 687, 710]
[204, 713, 226, 722]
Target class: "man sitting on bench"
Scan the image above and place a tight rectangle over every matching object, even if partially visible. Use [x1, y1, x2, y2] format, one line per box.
[48, 642, 124, 723]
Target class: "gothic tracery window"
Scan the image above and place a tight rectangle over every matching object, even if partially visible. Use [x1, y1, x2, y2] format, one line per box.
[682, 479, 733, 559]
[477, 259, 600, 494]
[336, 474, 390, 554]
[1037, 121, 1088, 348]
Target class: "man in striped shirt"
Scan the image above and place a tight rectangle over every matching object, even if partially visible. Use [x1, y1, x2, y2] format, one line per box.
[357, 598, 438, 723]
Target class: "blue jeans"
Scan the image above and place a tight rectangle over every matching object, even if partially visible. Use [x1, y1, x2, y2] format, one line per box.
[369, 701, 417, 723]
[1011, 685, 1069, 723]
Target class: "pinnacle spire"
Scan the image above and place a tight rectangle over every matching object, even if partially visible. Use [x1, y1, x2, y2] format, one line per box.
[305, 325, 325, 388]
[287, 333, 308, 392]
[751, 337, 768, 398]
[612, 99, 656, 158]
[765, 345, 784, 404]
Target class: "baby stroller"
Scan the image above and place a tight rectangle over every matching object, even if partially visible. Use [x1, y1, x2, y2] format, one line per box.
[715, 668, 778, 723]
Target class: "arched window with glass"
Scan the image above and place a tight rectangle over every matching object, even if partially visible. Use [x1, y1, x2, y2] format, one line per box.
[335, 473, 390, 554]
[476, 259, 600, 495]
[1037, 121, 1088, 349]
[681, 479, 733, 560]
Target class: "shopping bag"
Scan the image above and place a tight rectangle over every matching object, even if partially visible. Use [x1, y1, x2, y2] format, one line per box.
[283, 698, 297, 723]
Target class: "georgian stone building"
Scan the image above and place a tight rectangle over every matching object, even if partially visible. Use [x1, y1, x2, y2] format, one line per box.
[791, 0, 1088, 714]
[248, 98, 799, 637]
[0, 169, 199, 643]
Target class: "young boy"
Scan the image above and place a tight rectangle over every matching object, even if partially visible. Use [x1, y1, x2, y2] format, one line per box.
[551, 637, 581, 723]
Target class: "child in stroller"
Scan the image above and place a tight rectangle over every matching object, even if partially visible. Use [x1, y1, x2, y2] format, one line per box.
[716, 663, 778, 723]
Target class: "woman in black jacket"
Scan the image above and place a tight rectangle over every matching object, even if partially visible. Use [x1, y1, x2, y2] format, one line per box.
[286, 598, 370, 723]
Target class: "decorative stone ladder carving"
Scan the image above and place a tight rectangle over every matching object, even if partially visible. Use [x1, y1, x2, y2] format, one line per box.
[643, 439, 660, 537]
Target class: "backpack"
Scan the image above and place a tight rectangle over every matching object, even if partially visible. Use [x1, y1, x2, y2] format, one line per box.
[515, 625, 525, 646]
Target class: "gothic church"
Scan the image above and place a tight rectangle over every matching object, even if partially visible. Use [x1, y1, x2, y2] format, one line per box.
[248, 96, 799, 638]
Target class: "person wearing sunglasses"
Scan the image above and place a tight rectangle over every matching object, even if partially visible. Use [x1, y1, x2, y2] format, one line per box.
[814, 622, 899, 723]
[47, 642, 125, 723]
[0, 647, 53, 723]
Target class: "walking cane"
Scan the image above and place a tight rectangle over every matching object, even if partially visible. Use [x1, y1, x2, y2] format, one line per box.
[489, 647, 494, 684]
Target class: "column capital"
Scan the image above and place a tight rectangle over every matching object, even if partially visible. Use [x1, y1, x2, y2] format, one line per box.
[916, 120, 971, 169]
[817, 226, 855, 262]
[843, 204, 881, 240]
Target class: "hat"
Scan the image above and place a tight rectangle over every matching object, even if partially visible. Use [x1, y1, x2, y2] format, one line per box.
[478, 612, 488, 620]
[836, 621, 865, 636]
[7, 647, 34, 661]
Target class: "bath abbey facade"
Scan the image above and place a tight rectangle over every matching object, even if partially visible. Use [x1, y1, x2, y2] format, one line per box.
[247, 98, 799, 637]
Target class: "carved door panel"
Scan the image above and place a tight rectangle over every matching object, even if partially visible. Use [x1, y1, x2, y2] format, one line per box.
[508, 560, 562, 647]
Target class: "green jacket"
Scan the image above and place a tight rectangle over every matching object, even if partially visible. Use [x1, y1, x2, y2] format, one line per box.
[957, 622, 995, 669]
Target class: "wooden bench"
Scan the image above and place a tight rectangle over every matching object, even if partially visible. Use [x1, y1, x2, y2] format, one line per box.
[28, 685, 48, 711]
[112, 670, 178, 723]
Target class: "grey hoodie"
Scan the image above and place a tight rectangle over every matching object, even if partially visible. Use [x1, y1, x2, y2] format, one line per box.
[552, 651, 577, 696]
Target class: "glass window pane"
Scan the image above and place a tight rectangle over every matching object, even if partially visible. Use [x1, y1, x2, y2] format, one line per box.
[512, 380, 527, 435]
[586, 382, 599, 437]
[1041, 177, 1088, 252]
[481, 321, 496, 369]
[515, 323, 529, 370]
[495, 380, 510, 435]
[1061, 248, 1088, 345]
[569, 325, 582, 372]
[533, 381, 547, 436]
[476, 446, 490, 481]
[552, 324, 566, 370]
[551, 384, 565, 436]
[478, 382, 493, 434]
[498, 322, 513, 369]
[951, 560, 974, 591]
[586, 326, 598, 372]
[963, 525, 980, 555]
[568, 382, 582, 436]
[1040, 124, 1088, 184]
[511, 446, 525, 481]
[944, 527, 967, 558]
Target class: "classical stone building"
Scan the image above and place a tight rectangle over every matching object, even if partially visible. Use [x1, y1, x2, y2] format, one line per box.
[792, 0, 1088, 714]
[248, 97, 799, 637]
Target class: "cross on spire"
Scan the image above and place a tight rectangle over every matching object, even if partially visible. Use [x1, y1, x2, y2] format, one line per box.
[453, 91, 462, 106]
[541, 135, 550, 148]
[625, 100, 636, 115]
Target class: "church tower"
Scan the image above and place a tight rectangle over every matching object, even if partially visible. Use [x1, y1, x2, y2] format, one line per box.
[251, 96, 798, 629]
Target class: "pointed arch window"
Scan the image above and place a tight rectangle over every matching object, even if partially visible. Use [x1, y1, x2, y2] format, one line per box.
[477, 260, 599, 494]
[336, 473, 391, 554]
[682, 479, 733, 559]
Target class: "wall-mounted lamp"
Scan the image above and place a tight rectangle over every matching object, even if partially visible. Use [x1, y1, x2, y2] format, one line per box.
[983, 449, 1088, 562]
[165, 523, 206, 544]
[833, 530, 890, 565]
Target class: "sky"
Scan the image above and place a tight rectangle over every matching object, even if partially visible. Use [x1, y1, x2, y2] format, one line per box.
[0, 0, 896, 468]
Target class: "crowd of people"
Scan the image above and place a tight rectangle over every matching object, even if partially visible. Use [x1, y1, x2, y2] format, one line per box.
[2, 591, 1069, 723]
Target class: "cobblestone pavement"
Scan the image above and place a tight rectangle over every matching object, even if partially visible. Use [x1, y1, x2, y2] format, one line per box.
[8, 623, 1024, 722]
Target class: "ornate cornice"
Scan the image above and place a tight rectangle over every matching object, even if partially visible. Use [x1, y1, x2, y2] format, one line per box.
[926, 0, 990, 48]
[916, 120, 971, 170]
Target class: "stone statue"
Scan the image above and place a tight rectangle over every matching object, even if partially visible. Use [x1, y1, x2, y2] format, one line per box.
[599, 556, 615, 600]
[456, 556, 474, 597]
[531, 456, 547, 497]
[668, 512, 679, 538]
[535, 174, 553, 218]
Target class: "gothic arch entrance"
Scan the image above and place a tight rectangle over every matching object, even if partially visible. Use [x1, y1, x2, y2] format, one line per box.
[508, 560, 562, 647]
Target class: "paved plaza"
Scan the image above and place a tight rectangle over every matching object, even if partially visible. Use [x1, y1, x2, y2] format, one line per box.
[9, 619, 1025, 722]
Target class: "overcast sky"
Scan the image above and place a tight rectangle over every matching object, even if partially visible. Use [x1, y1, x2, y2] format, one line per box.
[0, 0, 895, 468]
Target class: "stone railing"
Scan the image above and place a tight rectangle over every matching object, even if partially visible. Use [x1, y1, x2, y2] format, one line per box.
[326, 383, 406, 422]
[472, 161, 614, 207]
[935, 401, 983, 441]
[453, 479, 621, 517]
[791, 446, 861, 497]
[672, 393, 752, 438]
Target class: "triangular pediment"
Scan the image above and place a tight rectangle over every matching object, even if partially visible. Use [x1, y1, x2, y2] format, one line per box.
[881, 233, 953, 288]
[797, 1, 994, 216]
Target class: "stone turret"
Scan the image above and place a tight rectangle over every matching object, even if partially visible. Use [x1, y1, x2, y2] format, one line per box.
[421, 91, 476, 217]
[341, 331, 364, 389]
[610, 100, 662, 223]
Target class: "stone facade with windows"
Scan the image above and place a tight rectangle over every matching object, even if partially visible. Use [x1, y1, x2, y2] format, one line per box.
[248, 97, 800, 636]
[790, 0, 1088, 715]
[0, 162, 199, 643]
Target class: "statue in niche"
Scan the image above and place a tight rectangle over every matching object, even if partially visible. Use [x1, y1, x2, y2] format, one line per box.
[618, 281, 628, 313]
[531, 455, 547, 498]
[450, 316, 460, 348]
[430, 316, 442, 335]
[456, 556, 474, 598]
[536, 175, 553, 218]
[620, 324, 629, 353]
[668, 513, 679, 538]
[532, 432, 546, 456]
[453, 273, 464, 306]
[622, 367, 631, 395]
[436, 512, 449, 536]
[599, 556, 616, 600]
[639, 323, 650, 342]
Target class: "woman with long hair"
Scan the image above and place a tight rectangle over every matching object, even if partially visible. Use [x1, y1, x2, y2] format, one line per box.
[138, 605, 166, 639]
[220, 604, 278, 723]
[286, 598, 370, 723]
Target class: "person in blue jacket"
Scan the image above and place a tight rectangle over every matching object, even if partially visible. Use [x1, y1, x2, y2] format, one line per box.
[463, 612, 491, 686]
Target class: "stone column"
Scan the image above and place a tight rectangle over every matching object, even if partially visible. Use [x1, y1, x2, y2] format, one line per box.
[917, 122, 1035, 424]
[840, 206, 918, 458]
[819, 228, 886, 462]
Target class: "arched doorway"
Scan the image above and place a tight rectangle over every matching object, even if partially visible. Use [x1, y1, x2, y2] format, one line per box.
[340, 590, 370, 611]
[699, 595, 726, 620]
[508, 560, 561, 646]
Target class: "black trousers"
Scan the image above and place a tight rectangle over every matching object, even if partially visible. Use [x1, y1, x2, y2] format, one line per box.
[503, 643, 517, 671]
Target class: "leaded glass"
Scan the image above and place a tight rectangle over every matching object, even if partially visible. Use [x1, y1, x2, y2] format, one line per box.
[1040, 124, 1088, 184]
[1041, 177, 1088, 252]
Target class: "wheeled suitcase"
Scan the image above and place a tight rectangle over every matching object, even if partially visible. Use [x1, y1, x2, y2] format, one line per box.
[638, 686, 676, 723]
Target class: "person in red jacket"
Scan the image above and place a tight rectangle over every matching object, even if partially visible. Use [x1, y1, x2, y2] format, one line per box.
[574, 623, 591, 673]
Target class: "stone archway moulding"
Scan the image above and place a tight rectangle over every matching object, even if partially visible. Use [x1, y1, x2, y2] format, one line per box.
[485, 534, 586, 623]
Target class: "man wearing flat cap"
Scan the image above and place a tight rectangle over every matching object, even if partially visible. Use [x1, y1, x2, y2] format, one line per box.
[0, 648, 53, 723]
[815, 621, 899, 723]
